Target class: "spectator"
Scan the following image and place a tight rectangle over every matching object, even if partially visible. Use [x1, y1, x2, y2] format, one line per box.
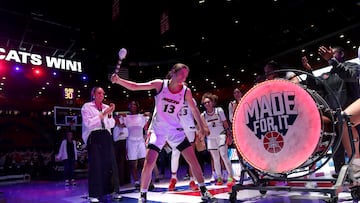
[81, 87, 122, 203]
[55, 130, 78, 186]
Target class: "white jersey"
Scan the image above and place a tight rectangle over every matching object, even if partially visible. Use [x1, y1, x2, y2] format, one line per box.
[201, 107, 227, 138]
[151, 79, 187, 136]
[123, 114, 149, 141]
[179, 98, 196, 133]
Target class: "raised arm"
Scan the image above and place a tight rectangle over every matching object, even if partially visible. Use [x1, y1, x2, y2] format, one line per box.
[111, 73, 163, 92]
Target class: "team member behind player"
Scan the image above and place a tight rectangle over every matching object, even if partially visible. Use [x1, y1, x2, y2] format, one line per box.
[122, 100, 150, 190]
[201, 92, 235, 188]
[168, 97, 199, 191]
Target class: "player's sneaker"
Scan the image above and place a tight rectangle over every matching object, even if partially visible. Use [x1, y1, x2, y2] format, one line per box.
[168, 178, 177, 191]
[138, 197, 146, 203]
[226, 177, 236, 188]
[183, 173, 190, 180]
[189, 180, 199, 191]
[201, 190, 217, 202]
[138, 192, 146, 203]
[88, 197, 100, 203]
[215, 177, 223, 186]
[111, 192, 122, 200]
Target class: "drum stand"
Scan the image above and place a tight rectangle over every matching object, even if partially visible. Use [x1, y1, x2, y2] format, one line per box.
[229, 111, 359, 203]
[229, 158, 347, 203]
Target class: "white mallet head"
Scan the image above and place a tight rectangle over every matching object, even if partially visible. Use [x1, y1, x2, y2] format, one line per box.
[118, 48, 127, 60]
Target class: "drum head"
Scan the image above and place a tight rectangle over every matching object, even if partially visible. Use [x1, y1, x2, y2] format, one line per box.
[233, 80, 321, 173]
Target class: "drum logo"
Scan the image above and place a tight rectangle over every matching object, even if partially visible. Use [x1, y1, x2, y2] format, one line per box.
[244, 91, 298, 152]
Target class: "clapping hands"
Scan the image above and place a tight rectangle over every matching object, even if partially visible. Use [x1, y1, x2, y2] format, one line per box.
[103, 103, 115, 117]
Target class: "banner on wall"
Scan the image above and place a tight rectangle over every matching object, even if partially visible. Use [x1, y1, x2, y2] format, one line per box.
[0, 47, 82, 73]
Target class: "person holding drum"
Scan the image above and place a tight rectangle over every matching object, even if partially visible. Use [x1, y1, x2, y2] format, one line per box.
[302, 56, 347, 179]
[302, 45, 360, 179]
[201, 92, 236, 188]
[318, 45, 360, 180]
[263, 60, 300, 83]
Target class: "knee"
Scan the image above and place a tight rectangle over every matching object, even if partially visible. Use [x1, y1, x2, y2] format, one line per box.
[219, 149, 227, 157]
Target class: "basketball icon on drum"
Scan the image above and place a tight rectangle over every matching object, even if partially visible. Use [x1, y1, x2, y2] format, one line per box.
[263, 131, 284, 153]
[232, 79, 324, 174]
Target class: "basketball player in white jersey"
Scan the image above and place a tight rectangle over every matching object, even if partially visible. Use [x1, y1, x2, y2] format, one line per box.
[201, 92, 236, 188]
[168, 97, 198, 191]
[122, 101, 150, 190]
[111, 63, 216, 203]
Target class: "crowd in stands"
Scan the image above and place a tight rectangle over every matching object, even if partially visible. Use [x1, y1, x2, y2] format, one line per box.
[0, 148, 87, 179]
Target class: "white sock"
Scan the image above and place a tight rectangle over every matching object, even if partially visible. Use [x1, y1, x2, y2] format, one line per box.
[171, 149, 180, 176]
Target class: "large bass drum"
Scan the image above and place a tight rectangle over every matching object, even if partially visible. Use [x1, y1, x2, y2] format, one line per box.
[232, 79, 339, 176]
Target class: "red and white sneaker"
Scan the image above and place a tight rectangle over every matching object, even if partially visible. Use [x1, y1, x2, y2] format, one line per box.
[168, 178, 177, 191]
[226, 177, 236, 188]
[215, 178, 223, 186]
[189, 180, 199, 191]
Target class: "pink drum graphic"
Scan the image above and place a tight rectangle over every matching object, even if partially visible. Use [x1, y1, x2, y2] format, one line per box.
[232, 79, 321, 173]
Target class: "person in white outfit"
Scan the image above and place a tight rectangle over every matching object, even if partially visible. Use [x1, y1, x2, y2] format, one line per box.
[122, 101, 150, 190]
[56, 130, 78, 186]
[81, 87, 121, 203]
[201, 92, 235, 188]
